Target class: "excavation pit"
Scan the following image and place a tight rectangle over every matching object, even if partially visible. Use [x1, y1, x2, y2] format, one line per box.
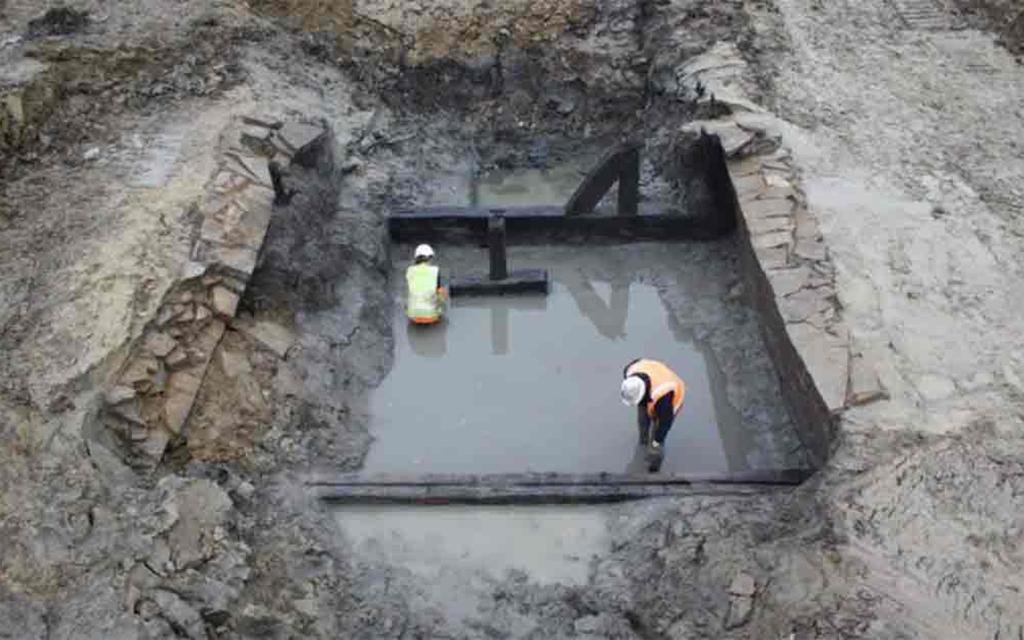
[362, 243, 808, 478]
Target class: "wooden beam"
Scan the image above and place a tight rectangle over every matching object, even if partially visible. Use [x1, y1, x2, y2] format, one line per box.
[487, 216, 508, 280]
[564, 143, 642, 216]
[449, 269, 549, 296]
[308, 470, 813, 505]
[387, 206, 714, 244]
[617, 146, 640, 216]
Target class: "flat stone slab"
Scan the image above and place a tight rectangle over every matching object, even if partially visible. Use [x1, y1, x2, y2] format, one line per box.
[308, 470, 813, 505]
[231, 317, 295, 358]
[449, 269, 549, 296]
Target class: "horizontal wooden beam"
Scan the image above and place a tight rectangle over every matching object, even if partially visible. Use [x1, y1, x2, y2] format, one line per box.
[387, 206, 722, 244]
[308, 470, 813, 505]
[449, 269, 549, 296]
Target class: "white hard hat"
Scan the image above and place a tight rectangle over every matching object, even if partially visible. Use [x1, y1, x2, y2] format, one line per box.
[620, 376, 646, 407]
[414, 244, 435, 260]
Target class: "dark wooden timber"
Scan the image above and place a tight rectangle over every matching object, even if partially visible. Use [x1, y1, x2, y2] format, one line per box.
[388, 206, 708, 244]
[487, 216, 508, 280]
[309, 470, 813, 505]
[446, 213, 549, 295]
[617, 146, 640, 216]
[449, 269, 549, 296]
[673, 131, 740, 238]
[564, 143, 642, 216]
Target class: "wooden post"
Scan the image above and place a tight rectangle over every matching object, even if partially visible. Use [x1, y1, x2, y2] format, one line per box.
[488, 215, 508, 281]
[617, 147, 640, 216]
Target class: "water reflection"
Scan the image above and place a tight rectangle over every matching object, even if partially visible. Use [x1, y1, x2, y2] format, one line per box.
[663, 307, 750, 471]
[492, 305, 508, 355]
[561, 273, 631, 340]
[428, 161, 591, 208]
[406, 319, 448, 359]
[375, 269, 753, 474]
[451, 295, 548, 356]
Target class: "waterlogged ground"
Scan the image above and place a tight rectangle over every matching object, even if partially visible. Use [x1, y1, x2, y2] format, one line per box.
[368, 244, 806, 475]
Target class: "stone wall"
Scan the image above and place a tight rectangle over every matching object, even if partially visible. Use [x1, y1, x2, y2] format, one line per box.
[677, 46, 887, 466]
[729, 136, 887, 465]
[102, 116, 329, 468]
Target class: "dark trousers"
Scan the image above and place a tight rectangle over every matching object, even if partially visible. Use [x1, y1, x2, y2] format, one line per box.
[637, 406, 675, 445]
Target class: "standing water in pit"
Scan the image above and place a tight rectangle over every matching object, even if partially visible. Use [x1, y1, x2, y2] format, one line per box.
[363, 246, 794, 475]
[426, 157, 605, 209]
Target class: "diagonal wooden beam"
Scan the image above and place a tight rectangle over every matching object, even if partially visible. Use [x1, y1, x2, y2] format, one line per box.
[564, 143, 642, 216]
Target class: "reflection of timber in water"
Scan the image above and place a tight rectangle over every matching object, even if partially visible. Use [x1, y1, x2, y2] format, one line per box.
[451, 295, 548, 356]
[449, 272, 630, 354]
[561, 273, 630, 340]
[663, 304, 750, 472]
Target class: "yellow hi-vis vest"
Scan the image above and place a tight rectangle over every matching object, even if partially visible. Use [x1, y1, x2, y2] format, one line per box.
[406, 263, 441, 323]
[626, 359, 686, 419]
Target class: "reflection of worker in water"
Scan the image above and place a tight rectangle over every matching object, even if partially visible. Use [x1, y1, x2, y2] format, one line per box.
[406, 319, 447, 358]
[406, 244, 449, 324]
[620, 358, 686, 472]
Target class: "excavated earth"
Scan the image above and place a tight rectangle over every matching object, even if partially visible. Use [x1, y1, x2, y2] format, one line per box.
[2, 0, 1024, 639]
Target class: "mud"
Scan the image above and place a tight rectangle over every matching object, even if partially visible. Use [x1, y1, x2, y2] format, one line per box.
[336, 505, 612, 585]
[368, 244, 804, 474]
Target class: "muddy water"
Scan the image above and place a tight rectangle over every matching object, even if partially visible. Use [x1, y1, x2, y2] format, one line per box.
[425, 159, 594, 208]
[364, 250, 752, 475]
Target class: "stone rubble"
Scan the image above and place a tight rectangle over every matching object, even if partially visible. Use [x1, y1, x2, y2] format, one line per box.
[101, 115, 329, 467]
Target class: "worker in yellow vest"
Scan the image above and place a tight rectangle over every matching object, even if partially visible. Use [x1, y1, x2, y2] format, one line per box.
[621, 358, 686, 472]
[406, 244, 448, 324]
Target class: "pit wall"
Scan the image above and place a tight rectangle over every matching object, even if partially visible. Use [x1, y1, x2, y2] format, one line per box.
[674, 46, 887, 466]
[714, 127, 885, 466]
[101, 115, 329, 468]
[728, 146, 847, 466]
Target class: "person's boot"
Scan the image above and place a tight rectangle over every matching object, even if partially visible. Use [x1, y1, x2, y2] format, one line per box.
[646, 441, 664, 472]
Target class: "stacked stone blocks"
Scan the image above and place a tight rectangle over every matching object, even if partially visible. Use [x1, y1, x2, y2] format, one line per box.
[103, 116, 327, 467]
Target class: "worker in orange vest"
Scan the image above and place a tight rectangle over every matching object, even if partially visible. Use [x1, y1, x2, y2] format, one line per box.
[620, 358, 686, 472]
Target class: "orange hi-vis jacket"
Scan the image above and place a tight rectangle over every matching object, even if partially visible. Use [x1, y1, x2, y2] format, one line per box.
[625, 359, 686, 419]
